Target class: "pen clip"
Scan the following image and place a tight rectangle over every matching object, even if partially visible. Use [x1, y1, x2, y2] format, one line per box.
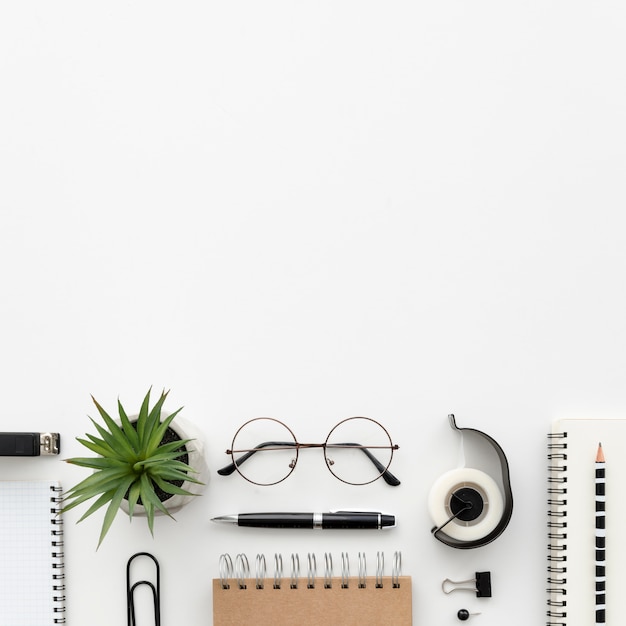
[329, 510, 396, 529]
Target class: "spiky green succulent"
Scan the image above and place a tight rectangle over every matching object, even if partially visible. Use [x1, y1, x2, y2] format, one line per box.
[62, 388, 202, 547]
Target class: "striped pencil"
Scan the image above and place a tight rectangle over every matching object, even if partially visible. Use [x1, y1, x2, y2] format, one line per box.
[595, 443, 606, 625]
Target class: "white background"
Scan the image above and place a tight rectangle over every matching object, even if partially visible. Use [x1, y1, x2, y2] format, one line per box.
[1, 2, 625, 625]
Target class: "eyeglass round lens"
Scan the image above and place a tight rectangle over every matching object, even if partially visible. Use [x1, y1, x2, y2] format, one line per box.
[230, 418, 298, 486]
[324, 417, 395, 485]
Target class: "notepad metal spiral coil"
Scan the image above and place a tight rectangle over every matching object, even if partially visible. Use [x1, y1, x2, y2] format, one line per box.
[50, 485, 66, 624]
[218, 551, 402, 591]
[547, 432, 567, 626]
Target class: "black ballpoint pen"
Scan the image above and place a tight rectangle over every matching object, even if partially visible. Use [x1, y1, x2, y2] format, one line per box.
[211, 511, 395, 529]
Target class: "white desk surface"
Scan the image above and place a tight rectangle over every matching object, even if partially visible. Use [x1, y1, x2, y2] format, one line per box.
[2, 3, 626, 624]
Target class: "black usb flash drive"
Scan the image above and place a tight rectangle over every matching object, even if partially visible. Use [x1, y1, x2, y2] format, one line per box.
[0, 432, 60, 456]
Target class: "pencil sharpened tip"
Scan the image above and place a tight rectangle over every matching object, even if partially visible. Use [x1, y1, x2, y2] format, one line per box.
[596, 443, 605, 463]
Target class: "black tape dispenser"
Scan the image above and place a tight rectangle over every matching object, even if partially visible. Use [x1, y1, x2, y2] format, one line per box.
[428, 414, 513, 549]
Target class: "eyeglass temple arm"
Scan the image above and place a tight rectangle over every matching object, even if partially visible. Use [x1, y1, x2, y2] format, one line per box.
[217, 441, 295, 476]
[328, 442, 401, 486]
[217, 440, 401, 486]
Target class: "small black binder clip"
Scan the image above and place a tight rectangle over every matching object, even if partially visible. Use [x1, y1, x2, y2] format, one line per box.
[442, 571, 492, 597]
[127, 552, 161, 626]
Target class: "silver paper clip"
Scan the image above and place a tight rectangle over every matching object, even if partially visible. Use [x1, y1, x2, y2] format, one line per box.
[127, 552, 161, 626]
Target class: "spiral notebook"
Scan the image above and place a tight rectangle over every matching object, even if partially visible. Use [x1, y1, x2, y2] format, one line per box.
[0, 481, 65, 625]
[213, 551, 412, 626]
[547, 418, 626, 625]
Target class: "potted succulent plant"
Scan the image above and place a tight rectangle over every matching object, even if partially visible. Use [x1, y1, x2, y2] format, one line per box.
[62, 388, 207, 547]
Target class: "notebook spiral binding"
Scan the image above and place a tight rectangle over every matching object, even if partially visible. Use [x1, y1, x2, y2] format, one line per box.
[547, 432, 567, 626]
[219, 551, 402, 591]
[50, 485, 66, 624]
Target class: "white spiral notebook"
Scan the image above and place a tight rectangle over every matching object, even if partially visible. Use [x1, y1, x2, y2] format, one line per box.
[0, 481, 65, 625]
[547, 419, 625, 625]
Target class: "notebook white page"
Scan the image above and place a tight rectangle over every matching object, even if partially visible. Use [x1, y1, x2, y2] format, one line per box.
[548, 419, 626, 626]
[0, 481, 64, 626]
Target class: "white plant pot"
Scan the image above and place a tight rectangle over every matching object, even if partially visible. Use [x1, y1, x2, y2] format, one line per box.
[119, 414, 209, 517]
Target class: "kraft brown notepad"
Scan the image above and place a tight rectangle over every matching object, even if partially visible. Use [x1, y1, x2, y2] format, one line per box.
[212, 552, 412, 626]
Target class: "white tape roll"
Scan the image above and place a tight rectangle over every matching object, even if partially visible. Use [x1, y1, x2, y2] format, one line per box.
[428, 467, 505, 543]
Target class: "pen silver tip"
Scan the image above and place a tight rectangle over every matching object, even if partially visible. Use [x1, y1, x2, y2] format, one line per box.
[211, 515, 237, 524]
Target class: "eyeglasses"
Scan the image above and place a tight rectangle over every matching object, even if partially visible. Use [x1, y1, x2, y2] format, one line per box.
[217, 417, 400, 486]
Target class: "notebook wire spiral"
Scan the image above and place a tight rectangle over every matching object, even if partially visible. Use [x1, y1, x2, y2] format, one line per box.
[547, 431, 568, 625]
[218, 550, 402, 590]
[50, 484, 66, 624]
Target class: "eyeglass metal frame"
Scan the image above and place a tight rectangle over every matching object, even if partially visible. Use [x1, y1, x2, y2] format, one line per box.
[217, 416, 400, 486]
